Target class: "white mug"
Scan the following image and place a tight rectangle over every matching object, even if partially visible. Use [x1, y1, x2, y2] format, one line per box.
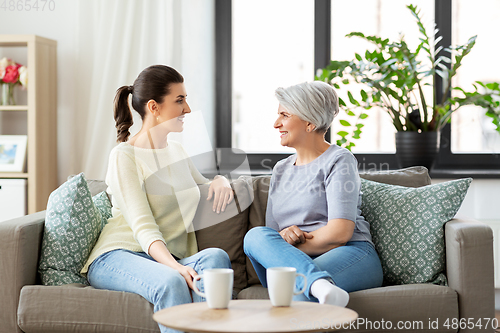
[193, 268, 233, 309]
[266, 267, 307, 307]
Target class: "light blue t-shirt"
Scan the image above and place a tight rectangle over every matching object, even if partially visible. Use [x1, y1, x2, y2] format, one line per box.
[266, 145, 373, 245]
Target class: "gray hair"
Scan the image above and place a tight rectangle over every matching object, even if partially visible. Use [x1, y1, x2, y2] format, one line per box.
[275, 81, 339, 132]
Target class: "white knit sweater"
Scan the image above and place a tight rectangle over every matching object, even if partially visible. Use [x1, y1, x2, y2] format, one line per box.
[82, 141, 208, 274]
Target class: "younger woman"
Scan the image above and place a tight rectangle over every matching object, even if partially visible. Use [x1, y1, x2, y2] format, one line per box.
[83, 65, 233, 333]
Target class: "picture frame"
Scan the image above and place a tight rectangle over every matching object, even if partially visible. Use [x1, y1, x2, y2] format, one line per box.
[0, 135, 28, 172]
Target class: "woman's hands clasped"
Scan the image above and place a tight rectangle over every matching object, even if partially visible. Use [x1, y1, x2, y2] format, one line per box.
[207, 175, 234, 214]
[279, 225, 313, 245]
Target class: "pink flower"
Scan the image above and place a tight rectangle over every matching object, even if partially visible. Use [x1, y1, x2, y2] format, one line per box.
[3, 64, 21, 84]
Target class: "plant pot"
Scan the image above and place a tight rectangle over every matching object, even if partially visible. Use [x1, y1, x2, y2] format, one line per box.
[395, 131, 440, 170]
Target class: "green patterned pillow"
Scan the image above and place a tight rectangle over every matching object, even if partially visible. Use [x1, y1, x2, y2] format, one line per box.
[92, 191, 112, 228]
[360, 178, 472, 286]
[38, 173, 111, 286]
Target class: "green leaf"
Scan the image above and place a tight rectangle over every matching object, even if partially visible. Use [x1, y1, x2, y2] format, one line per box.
[360, 89, 368, 102]
[359, 113, 369, 119]
[338, 97, 346, 107]
[347, 91, 359, 106]
[356, 123, 365, 129]
[337, 131, 349, 137]
[453, 87, 466, 94]
[355, 53, 362, 61]
[346, 110, 355, 116]
[475, 81, 487, 88]
[339, 120, 352, 127]
[486, 82, 500, 90]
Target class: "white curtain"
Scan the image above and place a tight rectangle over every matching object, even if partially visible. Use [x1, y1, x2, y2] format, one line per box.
[72, 0, 215, 180]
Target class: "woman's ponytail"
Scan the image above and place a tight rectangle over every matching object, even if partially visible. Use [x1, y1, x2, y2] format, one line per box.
[114, 85, 134, 143]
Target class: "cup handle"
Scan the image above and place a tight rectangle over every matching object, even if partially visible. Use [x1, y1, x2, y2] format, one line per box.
[193, 275, 206, 298]
[294, 273, 307, 295]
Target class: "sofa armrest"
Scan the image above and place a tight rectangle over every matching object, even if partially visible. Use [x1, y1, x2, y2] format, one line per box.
[445, 218, 495, 332]
[0, 211, 46, 333]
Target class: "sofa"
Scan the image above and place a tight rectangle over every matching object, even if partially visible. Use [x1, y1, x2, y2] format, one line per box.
[0, 166, 494, 333]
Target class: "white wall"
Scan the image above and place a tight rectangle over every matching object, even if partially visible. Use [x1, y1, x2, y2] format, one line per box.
[0, 0, 215, 184]
[433, 178, 500, 287]
[0, 1, 80, 184]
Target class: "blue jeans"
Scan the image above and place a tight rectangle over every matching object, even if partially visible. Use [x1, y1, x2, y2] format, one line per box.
[243, 227, 383, 301]
[87, 247, 231, 333]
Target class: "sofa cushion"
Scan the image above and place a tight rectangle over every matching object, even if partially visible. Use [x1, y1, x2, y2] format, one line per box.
[18, 285, 159, 333]
[38, 173, 111, 286]
[243, 176, 271, 285]
[237, 284, 270, 300]
[361, 178, 472, 286]
[246, 176, 271, 230]
[359, 166, 431, 187]
[68, 175, 108, 198]
[194, 177, 253, 291]
[87, 179, 109, 197]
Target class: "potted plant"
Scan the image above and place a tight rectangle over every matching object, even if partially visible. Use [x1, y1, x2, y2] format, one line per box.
[316, 4, 500, 169]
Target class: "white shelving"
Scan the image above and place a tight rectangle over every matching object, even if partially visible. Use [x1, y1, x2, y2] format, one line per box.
[0, 35, 57, 215]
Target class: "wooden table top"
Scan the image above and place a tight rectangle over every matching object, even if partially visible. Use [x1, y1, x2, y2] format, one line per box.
[153, 299, 358, 333]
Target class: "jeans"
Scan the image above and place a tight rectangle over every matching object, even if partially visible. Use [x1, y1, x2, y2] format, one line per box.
[243, 226, 383, 301]
[87, 247, 231, 333]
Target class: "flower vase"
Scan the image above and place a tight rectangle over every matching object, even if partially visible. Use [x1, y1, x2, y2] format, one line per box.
[1, 83, 15, 105]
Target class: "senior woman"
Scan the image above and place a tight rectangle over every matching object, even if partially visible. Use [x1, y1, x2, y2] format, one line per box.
[243, 81, 383, 307]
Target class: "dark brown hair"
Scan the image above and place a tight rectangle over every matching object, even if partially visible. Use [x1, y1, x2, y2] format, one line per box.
[113, 65, 184, 142]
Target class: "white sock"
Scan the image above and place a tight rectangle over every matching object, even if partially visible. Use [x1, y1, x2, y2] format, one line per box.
[310, 279, 349, 307]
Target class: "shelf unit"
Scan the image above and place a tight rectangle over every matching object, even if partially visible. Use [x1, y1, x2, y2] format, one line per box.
[0, 35, 57, 214]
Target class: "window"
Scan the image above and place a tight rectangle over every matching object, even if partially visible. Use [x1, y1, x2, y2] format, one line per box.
[216, 0, 500, 176]
[450, 0, 500, 153]
[232, 0, 314, 153]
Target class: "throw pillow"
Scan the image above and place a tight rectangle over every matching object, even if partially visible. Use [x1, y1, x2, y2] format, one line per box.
[194, 178, 253, 291]
[92, 191, 112, 228]
[360, 177, 472, 286]
[244, 175, 271, 286]
[38, 173, 110, 286]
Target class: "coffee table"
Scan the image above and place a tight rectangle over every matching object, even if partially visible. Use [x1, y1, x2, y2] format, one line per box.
[153, 300, 358, 333]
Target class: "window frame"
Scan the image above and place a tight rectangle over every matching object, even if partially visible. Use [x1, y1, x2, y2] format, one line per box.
[215, 0, 500, 178]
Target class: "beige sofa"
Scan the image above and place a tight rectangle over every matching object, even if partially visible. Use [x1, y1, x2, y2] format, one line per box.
[0, 167, 494, 333]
